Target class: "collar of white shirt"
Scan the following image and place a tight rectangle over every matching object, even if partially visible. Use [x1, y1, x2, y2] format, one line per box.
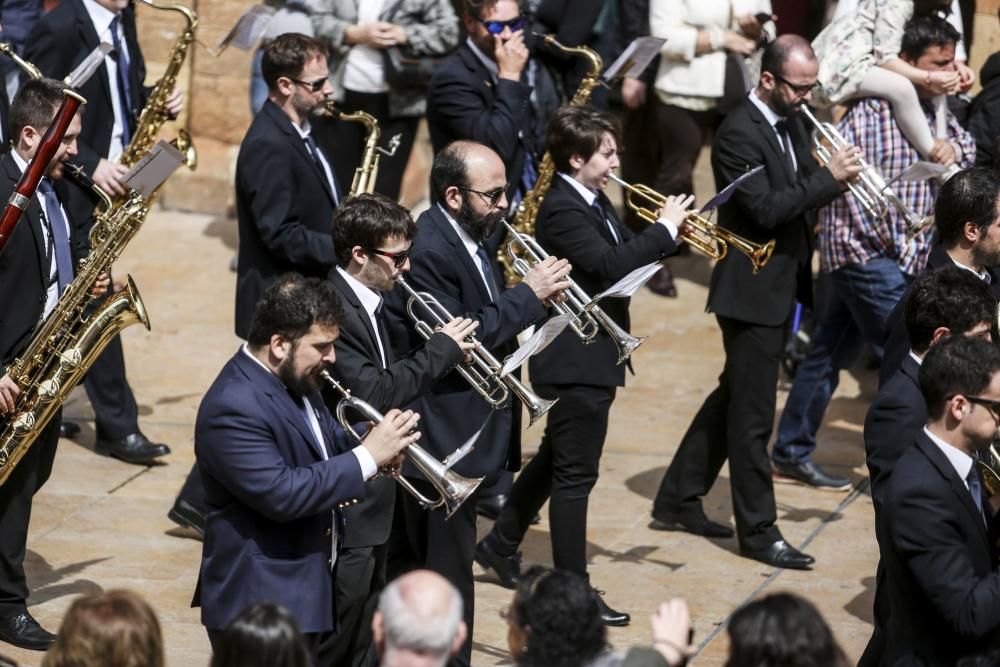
[558, 172, 598, 207]
[438, 202, 481, 261]
[83, 0, 119, 35]
[466, 36, 499, 81]
[909, 350, 923, 366]
[291, 118, 313, 140]
[950, 256, 993, 284]
[336, 266, 383, 321]
[748, 88, 786, 130]
[923, 425, 975, 485]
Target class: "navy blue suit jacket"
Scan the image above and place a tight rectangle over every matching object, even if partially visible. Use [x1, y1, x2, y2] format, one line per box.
[193, 350, 366, 634]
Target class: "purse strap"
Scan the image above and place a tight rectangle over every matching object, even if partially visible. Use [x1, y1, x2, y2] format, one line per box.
[381, 0, 407, 23]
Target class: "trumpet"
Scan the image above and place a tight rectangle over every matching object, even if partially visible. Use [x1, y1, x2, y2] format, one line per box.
[799, 105, 932, 233]
[320, 371, 483, 519]
[608, 174, 775, 275]
[395, 276, 557, 426]
[501, 219, 645, 364]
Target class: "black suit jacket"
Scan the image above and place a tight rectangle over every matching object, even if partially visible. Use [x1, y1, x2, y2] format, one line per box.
[326, 267, 464, 547]
[880, 243, 1000, 386]
[234, 100, 338, 339]
[426, 42, 534, 188]
[383, 205, 548, 480]
[0, 152, 83, 366]
[706, 98, 842, 327]
[882, 432, 1000, 666]
[529, 175, 676, 386]
[25, 0, 148, 178]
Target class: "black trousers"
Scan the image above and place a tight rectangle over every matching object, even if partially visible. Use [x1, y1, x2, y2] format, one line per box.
[653, 315, 785, 550]
[652, 99, 724, 199]
[316, 90, 419, 202]
[621, 89, 662, 232]
[317, 544, 384, 667]
[83, 331, 140, 440]
[0, 416, 59, 618]
[177, 461, 206, 512]
[490, 383, 616, 575]
[398, 478, 478, 667]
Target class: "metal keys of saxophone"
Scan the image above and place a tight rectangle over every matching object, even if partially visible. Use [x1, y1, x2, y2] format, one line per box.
[317, 101, 401, 197]
[319, 370, 483, 519]
[0, 42, 42, 80]
[501, 219, 645, 364]
[395, 276, 557, 426]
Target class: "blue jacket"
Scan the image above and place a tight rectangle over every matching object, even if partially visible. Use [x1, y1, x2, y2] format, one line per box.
[193, 349, 366, 633]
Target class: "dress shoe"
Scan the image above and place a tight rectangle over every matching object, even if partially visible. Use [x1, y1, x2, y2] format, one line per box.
[646, 265, 678, 298]
[474, 538, 522, 589]
[475, 495, 540, 524]
[740, 539, 815, 570]
[649, 511, 734, 538]
[94, 432, 171, 465]
[167, 498, 205, 539]
[593, 589, 630, 626]
[773, 460, 850, 491]
[59, 419, 81, 439]
[0, 612, 56, 650]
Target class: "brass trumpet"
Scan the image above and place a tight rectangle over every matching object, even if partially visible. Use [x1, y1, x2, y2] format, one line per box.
[320, 371, 483, 519]
[608, 174, 775, 275]
[395, 276, 557, 426]
[501, 219, 645, 364]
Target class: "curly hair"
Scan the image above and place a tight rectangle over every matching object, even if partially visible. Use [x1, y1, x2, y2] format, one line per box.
[511, 567, 607, 667]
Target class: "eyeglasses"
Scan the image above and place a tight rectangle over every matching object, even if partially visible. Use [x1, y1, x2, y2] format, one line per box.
[772, 73, 816, 97]
[476, 16, 526, 35]
[456, 184, 508, 208]
[287, 76, 329, 92]
[366, 247, 411, 268]
[966, 396, 1000, 419]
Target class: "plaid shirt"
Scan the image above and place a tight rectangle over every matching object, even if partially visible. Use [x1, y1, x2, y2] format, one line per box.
[818, 98, 976, 276]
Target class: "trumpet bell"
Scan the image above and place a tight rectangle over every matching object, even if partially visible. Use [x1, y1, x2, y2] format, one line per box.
[978, 443, 1000, 497]
[524, 393, 558, 427]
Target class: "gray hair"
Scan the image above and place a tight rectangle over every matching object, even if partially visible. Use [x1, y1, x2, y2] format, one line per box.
[378, 572, 463, 661]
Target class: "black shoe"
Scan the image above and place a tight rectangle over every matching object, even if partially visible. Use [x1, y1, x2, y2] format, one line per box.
[649, 511, 734, 538]
[167, 498, 205, 539]
[475, 538, 522, 589]
[772, 461, 850, 491]
[594, 589, 630, 626]
[94, 432, 171, 465]
[59, 419, 81, 439]
[740, 539, 815, 570]
[0, 612, 56, 650]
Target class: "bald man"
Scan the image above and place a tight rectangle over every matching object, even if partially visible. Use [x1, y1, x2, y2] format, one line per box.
[373, 570, 466, 667]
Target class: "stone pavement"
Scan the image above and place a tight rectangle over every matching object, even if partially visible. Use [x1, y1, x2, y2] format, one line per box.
[0, 204, 879, 666]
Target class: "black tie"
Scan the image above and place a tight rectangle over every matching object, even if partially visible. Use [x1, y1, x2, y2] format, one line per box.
[373, 300, 390, 367]
[109, 15, 135, 143]
[774, 120, 796, 177]
[968, 464, 986, 523]
[591, 199, 619, 245]
[303, 134, 340, 205]
[475, 245, 497, 301]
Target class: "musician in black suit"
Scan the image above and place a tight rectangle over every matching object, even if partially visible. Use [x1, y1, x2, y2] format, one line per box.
[649, 35, 860, 569]
[321, 193, 476, 667]
[25, 0, 181, 464]
[383, 140, 570, 667]
[168, 33, 343, 536]
[880, 167, 1000, 386]
[881, 334, 1000, 665]
[860, 266, 997, 667]
[0, 78, 108, 651]
[476, 106, 683, 626]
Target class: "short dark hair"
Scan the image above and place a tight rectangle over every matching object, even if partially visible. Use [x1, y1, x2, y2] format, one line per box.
[332, 193, 418, 265]
[760, 34, 816, 80]
[463, 0, 511, 19]
[920, 335, 1000, 420]
[546, 105, 620, 174]
[725, 593, 849, 667]
[430, 141, 473, 204]
[900, 15, 960, 61]
[246, 274, 344, 347]
[9, 77, 65, 143]
[934, 167, 1000, 247]
[261, 33, 329, 91]
[510, 567, 607, 667]
[904, 266, 997, 354]
[210, 603, 309, 667]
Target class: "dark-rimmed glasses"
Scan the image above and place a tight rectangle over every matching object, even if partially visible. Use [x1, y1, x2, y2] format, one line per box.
[456, 184, 508, 208]
[966, 396, 1000, 420]
[476, 16, 526, 35]
[288, 76, 328, 92]
[366, 247, 411, 268]
[772, 73, 816, 97]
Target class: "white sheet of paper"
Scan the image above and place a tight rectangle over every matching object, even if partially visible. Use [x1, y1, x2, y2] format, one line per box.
[443, 419, 490, 470]
[216, 5, 275, 52]
[893, 161, 947, 183]
[594, 262, 663, 300]
[603, 36, 665, 81]
[500, 315, 571, 377]
[123, 139, 184, 197]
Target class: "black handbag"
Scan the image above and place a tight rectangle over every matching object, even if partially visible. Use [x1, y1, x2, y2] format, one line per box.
[380, 0, 443, 91]
[717, 52, 750, 115]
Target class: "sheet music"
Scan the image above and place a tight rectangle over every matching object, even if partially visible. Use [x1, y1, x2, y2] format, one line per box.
[500, 315, 571, 377]
[123, 140, 184, 197]
[593, 262, 663, 300]
[603, 36, 665, 81]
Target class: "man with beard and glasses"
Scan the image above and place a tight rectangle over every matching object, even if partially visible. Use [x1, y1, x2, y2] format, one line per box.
[881, 166, 1000, 385]
[321, 193, 479, 667]
[650, 35, 862, 571]
[193, 274, 418, 663]
[383, 140, 571, 667]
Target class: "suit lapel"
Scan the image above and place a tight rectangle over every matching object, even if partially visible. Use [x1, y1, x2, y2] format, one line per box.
[262, 101, 336, 205]
[916, 434, 990, 547]
[1, 155, 48, 290]
[330, 268, 384, 364]
[428, 205, 493, 304]
[745, 98, 794, 185]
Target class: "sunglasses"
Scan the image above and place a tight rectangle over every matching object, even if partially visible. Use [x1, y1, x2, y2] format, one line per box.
[456, 184, 508, 208]
[366, 247, 411, 268]
[772, 73, 816, 97]
[476, 15, 526, 35]
[288, 76, 328, 92]
[966, 396, 1000, 419]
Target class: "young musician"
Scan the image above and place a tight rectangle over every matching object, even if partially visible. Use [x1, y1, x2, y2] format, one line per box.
[476, 105, 685, 624]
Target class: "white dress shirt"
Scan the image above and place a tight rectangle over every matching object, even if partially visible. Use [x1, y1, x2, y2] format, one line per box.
[343, 0, 390, 93]
[337, 266, 388, 367]
[951, 256, 993, 284]
[82, 0, 131, 161]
